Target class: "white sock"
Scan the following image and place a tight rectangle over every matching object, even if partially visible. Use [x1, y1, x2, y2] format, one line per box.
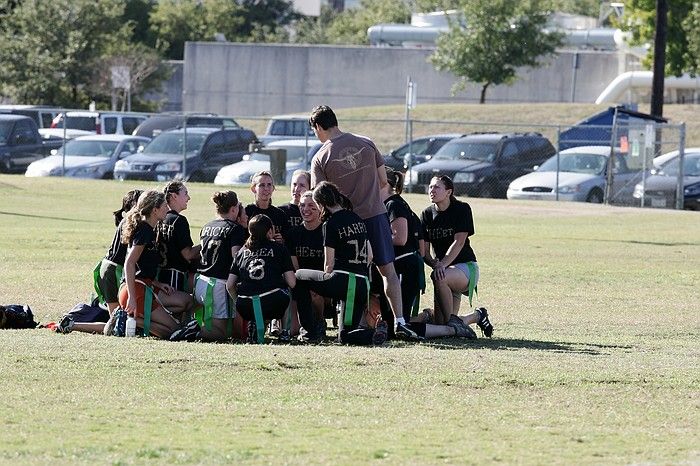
[395, 317, 406, 327]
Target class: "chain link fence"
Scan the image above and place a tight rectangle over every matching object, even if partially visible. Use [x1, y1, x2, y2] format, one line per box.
[3, 106, 691, 210]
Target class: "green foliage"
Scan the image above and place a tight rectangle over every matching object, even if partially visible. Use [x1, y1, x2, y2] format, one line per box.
[150, 0, 298, 59]
[0, 0, 169, 109]
[618, 0, 700, 76]
[294, 0, 411, 45]
[430, 0, 563, 103]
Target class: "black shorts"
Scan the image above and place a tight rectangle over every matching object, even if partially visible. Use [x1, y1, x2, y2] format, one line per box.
[236, 288, 290, 322]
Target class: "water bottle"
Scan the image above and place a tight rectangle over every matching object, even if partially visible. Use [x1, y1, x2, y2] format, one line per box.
[125, 315, 137, 337]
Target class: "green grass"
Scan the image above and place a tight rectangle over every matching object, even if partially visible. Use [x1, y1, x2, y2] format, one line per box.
[1, 175, 699, 465]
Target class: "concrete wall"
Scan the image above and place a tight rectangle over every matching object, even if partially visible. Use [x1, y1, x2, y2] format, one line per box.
[182, 42, 633, 116]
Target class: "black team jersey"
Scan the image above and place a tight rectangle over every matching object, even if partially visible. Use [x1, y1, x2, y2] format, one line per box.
[158, 210, 194, 272]
[324, 209, 370, 276]
[286, 223, 324, 271]
[131, 222, 162, 280]
[421, 198, 477, 265]
[245, 204, 289, 240]
[198, 218, 247, 280]
[278, 202, 303, 232]
[230, 240, 294, 296]
[105, 219, 128, 265]
[385, 194, 421, 257]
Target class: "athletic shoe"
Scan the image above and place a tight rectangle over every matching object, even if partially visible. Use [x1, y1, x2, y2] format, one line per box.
[247, 320, 258, 344]
[447, 314, 477, 339]
[372, 320, 388, 346]
[56, 315, 74, 334]
[103, 310, 117, 336]
[278, 329, 292, 342]
[269, 319, 281, 337]
[395, 322, 423, 341]
[169, 319, 201, 342]
[476, 307, 493, 338]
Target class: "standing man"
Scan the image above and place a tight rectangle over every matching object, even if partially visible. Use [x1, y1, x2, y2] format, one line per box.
[308, 105, 420, 340]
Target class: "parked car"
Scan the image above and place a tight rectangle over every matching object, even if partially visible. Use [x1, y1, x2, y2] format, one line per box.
[383, 133, 463, 172]
[51, 111, 149, 135]
[0, 105, 61, 129]
[507, 146, 637, 203]
[633, 151, 700, 210]
[405, 132, 556, 197]
[132, 113, 240, 138]
[214, 139, 322, 185]
[25, 135, 150, 179]
[38, 128, 93, 141]
[259, 114, 317, 145]
[0, 115, 64, 173]
[114, 127, 257, 182]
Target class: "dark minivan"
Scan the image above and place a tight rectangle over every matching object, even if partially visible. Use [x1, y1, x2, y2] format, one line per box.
[114, 127, 257, 182]
[132, 114, 240, 138]
[405, 132, 555, 198]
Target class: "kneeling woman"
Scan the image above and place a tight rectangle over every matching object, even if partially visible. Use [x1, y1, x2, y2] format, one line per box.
[119, 190, 195, 339]
[226, 214, 296, 344]
[194, 191, 247, 341]
[295, 182, 385, 345]
[421, 175, 492, 337]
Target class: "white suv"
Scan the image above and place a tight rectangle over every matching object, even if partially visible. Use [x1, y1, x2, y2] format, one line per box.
[51, 111, 149, 135]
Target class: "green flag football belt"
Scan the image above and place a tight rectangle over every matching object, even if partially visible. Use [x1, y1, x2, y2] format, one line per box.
[333, 270, 370, 328]
[92, 259, 123, 305]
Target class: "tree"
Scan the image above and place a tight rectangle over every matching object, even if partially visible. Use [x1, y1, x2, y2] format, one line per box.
[429, 0, 563, 103]
[619, 0, 700, 76]
[150, 0, 299, 60]
[0, 0, 130, 107]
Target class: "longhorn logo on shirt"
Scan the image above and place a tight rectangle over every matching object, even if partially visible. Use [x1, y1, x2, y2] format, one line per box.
[336, 146, 365, 170]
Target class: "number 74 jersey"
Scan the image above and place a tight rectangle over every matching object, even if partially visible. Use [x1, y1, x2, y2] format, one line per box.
[323, 209, 370, 275]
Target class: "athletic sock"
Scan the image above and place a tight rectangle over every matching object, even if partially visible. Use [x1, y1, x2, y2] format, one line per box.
[395, 317, 406, 328]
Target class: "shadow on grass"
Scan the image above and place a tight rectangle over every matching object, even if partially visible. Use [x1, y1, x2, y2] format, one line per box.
[419, 337, 634, 355]
[0, 210, 94, 223]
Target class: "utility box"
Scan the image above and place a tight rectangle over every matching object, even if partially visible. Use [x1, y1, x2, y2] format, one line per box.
[260, 148, 287, 185]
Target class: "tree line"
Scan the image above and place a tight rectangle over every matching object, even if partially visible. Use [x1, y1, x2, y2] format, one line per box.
[0, 0, 696, 110]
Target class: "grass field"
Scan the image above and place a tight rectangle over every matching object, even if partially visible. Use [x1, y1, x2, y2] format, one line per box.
[0, 174, 698, 465]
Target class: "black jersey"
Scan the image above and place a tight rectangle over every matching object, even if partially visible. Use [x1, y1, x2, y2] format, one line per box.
[421, 199, 477, 265]
[245, 204, 289, 239]
[286, 223, 324, 271]
[158, 210, 194, 272]
[278, 202, 303, 231]
[385, 194, 421, 257]
[324, 209, 370, 275]
[105, 219, 128, 265]
[198, 218, 247, 280]
[130, 222, 162, 280]
[230, 240, 294, 296]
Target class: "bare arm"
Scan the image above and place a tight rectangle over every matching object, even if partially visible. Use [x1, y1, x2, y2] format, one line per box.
[432, 232, 468, 281]
[226, 273, 238, 298]
[324, 246, 335, 273]
[377, 163, 388, 190]
[390, 217, 408, 246]
[283, 271, 296, 289]
[124, 245, 142, 316]
[180, 244, 202, 261]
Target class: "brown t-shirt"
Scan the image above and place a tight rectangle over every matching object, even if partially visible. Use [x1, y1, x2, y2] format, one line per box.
[310, 132, 386, 220]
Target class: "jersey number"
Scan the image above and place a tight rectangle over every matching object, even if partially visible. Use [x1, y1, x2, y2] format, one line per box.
[248, 258, 265, 280]
[347, 239, 368, 264]
[201, 239, 222, 265]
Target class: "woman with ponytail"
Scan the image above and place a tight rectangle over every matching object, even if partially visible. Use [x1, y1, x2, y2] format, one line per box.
[119, 190, 195, 339]
[371, 168, 425, 329]
[226, 214, 296, 343]
[421, 175, 493, 338]
[194, 191, 247, 341]
[294, 181, 388, 345]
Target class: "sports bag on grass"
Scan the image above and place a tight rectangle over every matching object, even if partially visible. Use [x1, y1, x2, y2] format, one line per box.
[0, 304, 39, 329]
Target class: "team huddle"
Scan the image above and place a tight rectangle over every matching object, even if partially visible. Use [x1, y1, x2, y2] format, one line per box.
[57, 106, 493, 345]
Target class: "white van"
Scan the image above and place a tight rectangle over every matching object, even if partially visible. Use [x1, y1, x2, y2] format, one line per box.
[260, 114, 317, 145]
[50, 111, 149, 135]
